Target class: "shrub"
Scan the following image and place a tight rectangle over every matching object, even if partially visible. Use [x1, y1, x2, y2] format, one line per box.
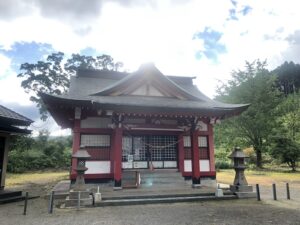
[215, 160, 232, 170]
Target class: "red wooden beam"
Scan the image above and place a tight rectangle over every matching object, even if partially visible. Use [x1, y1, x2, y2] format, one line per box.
[191, 129, 200, 185]
[113, 127, 123, 188]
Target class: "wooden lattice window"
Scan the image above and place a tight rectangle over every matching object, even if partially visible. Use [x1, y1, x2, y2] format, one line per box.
[183, 135, 209, 159]
[183, 136, 191, 159]
[198, 136, 209, 159]
[80, 134, 110, 147]
[80, 134, 111, 160]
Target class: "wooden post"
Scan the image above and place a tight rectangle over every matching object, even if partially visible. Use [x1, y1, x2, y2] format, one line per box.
[286, 183, 291, 200]
[207, 124, 215, 172]
[23, 192, 28, 215]
[48, 191, 54, 214]
[71, 120, 81, 180]
[113, 127, 123, 188]
[256, 184, 261, 201]
[190, 127, 200, 185]
[272, 183, 277, 200]
[178, 134, 184, 173]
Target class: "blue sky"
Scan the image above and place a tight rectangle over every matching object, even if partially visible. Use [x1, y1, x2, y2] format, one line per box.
[0, 0, 299, 135]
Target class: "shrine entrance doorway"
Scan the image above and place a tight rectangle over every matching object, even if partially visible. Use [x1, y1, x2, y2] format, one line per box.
[122, 135, 178, 169]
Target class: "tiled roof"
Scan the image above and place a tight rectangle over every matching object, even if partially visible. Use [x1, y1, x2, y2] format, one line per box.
[0, 105, 33, 126]
[41, 64, 249, 128]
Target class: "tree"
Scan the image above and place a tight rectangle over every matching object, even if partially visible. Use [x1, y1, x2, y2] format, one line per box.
[215, 60, 281, 168]
[273, 61, 300, 95]
[276, 93, 300, 141]
[8, 131, 72, 172]
[18, 52, 123, 120]
[270, 136, 300, 171]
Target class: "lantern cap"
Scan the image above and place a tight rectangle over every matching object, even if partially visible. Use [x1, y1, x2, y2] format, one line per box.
[228, 147, 249, 158]
[72, 146, 91, 159]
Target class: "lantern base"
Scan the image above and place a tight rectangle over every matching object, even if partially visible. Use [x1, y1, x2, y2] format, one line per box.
[65, 190, 93, 207]
[235, 191, 256, 199]
[230, 184, 253, 193]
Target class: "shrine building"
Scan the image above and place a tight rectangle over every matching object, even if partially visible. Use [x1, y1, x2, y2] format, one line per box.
[41, 64, 248, 188]
[0, 105, 32, 190]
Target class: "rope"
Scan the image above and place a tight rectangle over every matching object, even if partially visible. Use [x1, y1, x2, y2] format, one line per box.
[112, 116, 186, 169]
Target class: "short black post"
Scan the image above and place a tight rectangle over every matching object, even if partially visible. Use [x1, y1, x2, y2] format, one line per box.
[48, 191, 54, 214]
[286, 183, 291, 200]
[256, 184, 261, 201]
[272, 183, 277, 200]
[23, 192, 28, 215]
[91, 192, 95, 206]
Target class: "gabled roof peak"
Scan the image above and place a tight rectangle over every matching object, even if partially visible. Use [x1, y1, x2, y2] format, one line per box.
[89, 63, 202, 101]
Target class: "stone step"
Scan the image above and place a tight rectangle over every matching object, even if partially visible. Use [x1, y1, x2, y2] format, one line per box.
[102, 192, 235, 201]
[95, 194, 237, 207]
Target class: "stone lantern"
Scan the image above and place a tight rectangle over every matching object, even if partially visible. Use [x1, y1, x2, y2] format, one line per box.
[72, 146, 91, 191]
[65, 146, 93, 207]
[229, 147, 255, 198]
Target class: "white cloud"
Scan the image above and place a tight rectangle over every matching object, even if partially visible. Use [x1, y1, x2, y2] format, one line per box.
[0, 54, 11, 77]
[1, 0, 300, 134]
[0, 54, 32, 106]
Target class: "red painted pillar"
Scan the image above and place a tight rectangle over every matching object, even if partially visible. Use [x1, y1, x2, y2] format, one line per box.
[191, 129, 200, 185]
[113, 127, 123, 188]
[71, 119, 81, 179]
[178, 134, 184, 173]
[208, 124, 216, 173]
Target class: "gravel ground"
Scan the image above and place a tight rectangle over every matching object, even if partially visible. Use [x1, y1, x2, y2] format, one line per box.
[1, 179, 300, 225]
[1, 196, 300, 225]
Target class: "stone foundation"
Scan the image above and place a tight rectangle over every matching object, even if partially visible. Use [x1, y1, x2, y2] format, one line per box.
[65, 190, 93, 208]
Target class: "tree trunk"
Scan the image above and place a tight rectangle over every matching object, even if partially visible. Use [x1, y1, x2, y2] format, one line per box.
[255, 148, 262, 168]
[291, 161, 296, 172]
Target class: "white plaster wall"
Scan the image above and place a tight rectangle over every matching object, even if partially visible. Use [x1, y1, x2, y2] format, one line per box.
[85, 161, 110, 174]
[122, 162, 133, 169]
[164, 161, 177, 168]
[148, 85, 164, 96]
[184, 160, 192, 172]
[197, 121, 208, 131]
[200, 160, 210, 172]
[131, 84, 147, 95]
[133, 161, 148, 169]
[184, 160, 210, 172]
[81, 117, 111, 128]
[152, 161, 163, 168]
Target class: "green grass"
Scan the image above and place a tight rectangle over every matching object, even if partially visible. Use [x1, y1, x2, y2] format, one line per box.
[217, 169, 300, 187]
[5, 169, 300, 188]
[6, 170, 69, 187]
